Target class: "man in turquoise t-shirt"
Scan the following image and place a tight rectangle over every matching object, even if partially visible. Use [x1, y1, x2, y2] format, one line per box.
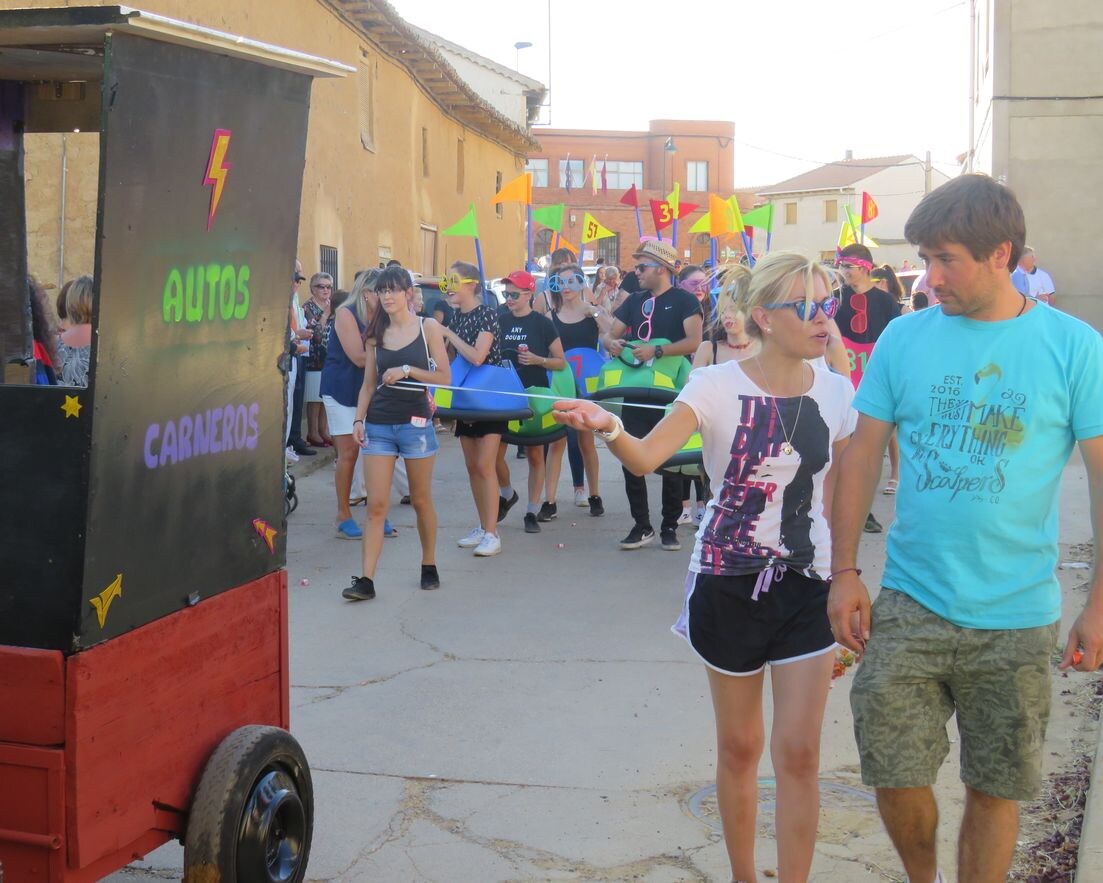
[828, 174, 1103, 883]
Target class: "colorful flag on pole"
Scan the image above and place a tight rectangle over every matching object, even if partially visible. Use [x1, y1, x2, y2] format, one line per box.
[666, 183, 680, 219]
[493, 172, 533, 205]
[442, 203, 479, 237]
[838, 219, 880, 248]
[581, 212, 616, 244]
[649, 199, 675, 231]
[600, 158, 608, 194]
[531, 203, 565, 231]
[727, 196, 746, 235]
[590, 156, 599, 196]
[741, 203, 774, 232]
[619, 183, 639, 207]
[861, 191, 879, 224]
[555, 236, 579, 255]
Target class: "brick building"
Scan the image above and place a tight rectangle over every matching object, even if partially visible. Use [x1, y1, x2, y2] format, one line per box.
[527, 120, 754, 268]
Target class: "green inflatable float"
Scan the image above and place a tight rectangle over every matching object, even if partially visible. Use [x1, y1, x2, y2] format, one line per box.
[501, 363, 577, 447]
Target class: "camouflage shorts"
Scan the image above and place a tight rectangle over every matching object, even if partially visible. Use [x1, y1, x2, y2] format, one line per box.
[850, 589, 1059, 801]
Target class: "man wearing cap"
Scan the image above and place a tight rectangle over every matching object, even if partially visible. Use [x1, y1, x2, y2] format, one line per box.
[601, 240, 703, 550]
[495, 270, 567, 532]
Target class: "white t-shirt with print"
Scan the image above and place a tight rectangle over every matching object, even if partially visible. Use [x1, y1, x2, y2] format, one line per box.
[675, 361, 857, 579]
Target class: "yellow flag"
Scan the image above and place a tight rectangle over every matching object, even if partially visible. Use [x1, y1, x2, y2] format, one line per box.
[493, 172, 533, 205]
[838, 220, 879, 248]
[688, 206, 712, 234]
[666, 182, 680, 218]
[581, 212, 615, 244]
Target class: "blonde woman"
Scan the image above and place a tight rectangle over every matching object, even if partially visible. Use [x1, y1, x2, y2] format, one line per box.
[321, 269, 380, 540]
[554, 252, 856, 883]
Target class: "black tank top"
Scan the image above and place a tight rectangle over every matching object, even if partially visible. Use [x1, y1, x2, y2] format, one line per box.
[366, 320, 432, 424]
[551, 310, 599, 351]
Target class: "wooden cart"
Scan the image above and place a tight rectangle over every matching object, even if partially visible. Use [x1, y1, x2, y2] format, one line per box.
[0, 8, 348, 880]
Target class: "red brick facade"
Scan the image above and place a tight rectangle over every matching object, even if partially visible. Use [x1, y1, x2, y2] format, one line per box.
[527, 120, 755, 269]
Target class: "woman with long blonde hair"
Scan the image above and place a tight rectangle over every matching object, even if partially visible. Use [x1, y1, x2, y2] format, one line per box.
[554, 252, 857, 883]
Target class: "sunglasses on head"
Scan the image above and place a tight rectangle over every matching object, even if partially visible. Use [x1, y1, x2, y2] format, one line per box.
[439, 272, 479, 293]
[763, 295, 840, 321]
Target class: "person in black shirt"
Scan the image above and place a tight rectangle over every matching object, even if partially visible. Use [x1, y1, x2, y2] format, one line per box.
[834, 243, 902, 527]
[602, 240, 703, 551]
[494, 271, 566, 534]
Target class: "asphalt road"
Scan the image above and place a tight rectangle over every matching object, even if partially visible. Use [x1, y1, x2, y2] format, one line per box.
[111, 437, 1098, 882]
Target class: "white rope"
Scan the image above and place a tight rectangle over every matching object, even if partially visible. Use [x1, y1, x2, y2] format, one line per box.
[393, 380, 675, 412]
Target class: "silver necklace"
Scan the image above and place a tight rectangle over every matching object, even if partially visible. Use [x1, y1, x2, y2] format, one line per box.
[754, 356, 804, 456]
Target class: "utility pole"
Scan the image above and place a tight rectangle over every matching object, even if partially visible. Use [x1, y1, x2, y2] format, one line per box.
[924, 151, 933, 194]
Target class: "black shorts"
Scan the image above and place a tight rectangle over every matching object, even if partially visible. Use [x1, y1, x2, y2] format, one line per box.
[672, 569, 835, 676]
[454, 419, 508, 438]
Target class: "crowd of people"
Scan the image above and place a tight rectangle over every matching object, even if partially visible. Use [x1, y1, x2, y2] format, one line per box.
[283, 175, 1099, 883]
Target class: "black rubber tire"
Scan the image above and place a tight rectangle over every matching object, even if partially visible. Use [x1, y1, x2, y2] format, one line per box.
[184, 725, 313, 883]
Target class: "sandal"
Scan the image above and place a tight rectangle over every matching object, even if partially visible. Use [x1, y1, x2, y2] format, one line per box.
[883, 479, 899, 496]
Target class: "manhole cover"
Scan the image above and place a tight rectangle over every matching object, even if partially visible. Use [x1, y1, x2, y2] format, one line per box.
[687, 778, 878, 837]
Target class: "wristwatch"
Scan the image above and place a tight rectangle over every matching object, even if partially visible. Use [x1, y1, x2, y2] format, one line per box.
[402, 364, 411, 377]
[654, 345, 665, 359]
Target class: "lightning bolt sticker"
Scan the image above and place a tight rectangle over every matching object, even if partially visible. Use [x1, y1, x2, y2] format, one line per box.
[90, 573, 123, 628]
[202, 128, 233, 231]
[252, 518, 278, 554]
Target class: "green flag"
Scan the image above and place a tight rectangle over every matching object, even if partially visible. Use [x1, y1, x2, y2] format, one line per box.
[531, 203, 565, 231]
[442, 203, 479, 238]
[742, 203, 774, 232]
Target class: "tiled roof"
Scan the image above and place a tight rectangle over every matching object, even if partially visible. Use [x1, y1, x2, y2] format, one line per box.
[757, 155, 915, 195]
[326, 0, 540, 155]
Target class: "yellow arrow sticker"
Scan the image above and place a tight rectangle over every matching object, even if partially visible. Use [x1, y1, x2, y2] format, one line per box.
[90, 573, 123, 628]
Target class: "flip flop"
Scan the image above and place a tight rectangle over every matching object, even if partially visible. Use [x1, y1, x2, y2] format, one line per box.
[883, 479, 899, 496]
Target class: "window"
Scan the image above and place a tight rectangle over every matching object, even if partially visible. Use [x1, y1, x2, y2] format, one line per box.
[558, 159, 583, 189]
[495, 172, 503, 218]
[784, 202, 797, 225]
[456, 139, 465, 193]
[357, 49, 375, 151]
[603, 161, 643, 190]
[594, 235, 619, 266]
[686, 161, 708, 192]
[421, 128, 429, 177]
[420, 226, 438, 276]
[319, 245, 338, 289]
[824, 199, 837, 223]
[525, 158, 549, 187]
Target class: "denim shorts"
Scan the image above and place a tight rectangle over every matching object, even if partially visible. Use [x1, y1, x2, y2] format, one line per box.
[851, 588, 1059, 801]
[362, 421, 439, 459]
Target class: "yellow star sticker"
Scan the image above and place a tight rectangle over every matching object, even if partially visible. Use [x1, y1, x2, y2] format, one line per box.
[61, 395, 82, 418]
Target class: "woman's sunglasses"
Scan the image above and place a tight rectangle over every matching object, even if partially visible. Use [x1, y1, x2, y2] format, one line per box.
[547, 272, 586, 294]
[763, 295, 840, 321]
[439, 272, 479, 293]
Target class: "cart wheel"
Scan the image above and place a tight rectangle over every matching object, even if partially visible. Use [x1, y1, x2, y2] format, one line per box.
[184, 725, 313, 883]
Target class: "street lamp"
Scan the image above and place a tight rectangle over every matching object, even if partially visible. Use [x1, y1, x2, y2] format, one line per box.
[663, 136, 676, 192]
[513, 41, 533, 71]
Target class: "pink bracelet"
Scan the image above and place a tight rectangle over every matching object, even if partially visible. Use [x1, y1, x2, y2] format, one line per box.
[828, 567, 862, 580]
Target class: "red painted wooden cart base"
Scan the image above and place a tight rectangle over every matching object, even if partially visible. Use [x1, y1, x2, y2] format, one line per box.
[0, 572, 289, 881]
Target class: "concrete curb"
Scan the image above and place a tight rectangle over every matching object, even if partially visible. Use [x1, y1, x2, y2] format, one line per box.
[1075, 693, 1103, 881]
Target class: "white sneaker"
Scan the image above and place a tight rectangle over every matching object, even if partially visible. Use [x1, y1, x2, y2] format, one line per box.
[473, 532, 502, 557]
[677, 508, 692, 525]
[574, 488, 588, 507]
[285, 446, 300, 464]
[457, 527, 485, 548]
[692, 507, 704, 525]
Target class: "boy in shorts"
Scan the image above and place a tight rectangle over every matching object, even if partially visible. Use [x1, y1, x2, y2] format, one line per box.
[828, 174, 1103, 883]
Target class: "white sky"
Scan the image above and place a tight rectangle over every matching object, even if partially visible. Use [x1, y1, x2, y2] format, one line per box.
[387, 0, 969, 188]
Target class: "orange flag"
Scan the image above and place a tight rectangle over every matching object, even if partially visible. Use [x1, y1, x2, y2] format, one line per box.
[493, 172, 533, 205]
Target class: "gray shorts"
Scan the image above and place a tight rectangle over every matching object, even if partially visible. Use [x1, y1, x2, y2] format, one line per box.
[850, 589, 1059, 801]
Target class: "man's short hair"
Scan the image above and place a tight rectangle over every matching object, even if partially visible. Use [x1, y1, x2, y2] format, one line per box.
[385, 259, 402, 268]
[904, 174, 1025, 270]
[838, 243, 873, 265]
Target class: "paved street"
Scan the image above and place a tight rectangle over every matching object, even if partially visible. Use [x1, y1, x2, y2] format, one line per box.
[113, 436, 1097, 882]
